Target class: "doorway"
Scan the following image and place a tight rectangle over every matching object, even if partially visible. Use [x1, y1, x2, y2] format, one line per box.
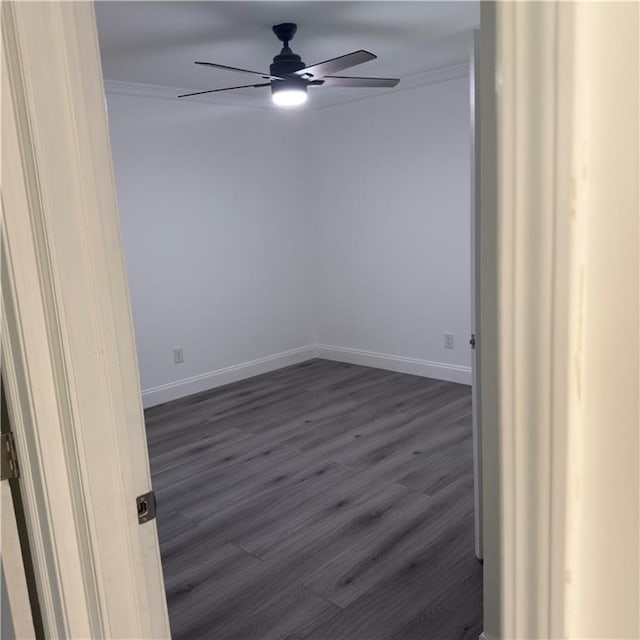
[2, 1, 481, 638]
[96, 2, 483, 638]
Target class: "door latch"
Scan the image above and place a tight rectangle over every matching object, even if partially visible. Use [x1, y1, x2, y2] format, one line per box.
[136, 491, 156, 524]
[469, 333, 476, 349]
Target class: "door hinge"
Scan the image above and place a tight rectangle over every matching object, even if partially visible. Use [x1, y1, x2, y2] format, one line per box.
[469, 333, 476, 349]
[1, 432, 20, 481]
[136, 491, 156, 524]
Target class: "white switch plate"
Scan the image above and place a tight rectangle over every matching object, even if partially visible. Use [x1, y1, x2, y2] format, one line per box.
[173, 347, 184, 364]
[444, 333, 454, 349]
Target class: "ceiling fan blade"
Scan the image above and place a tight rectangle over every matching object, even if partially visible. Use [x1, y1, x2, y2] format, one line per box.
[319, 76, 400, 88]
[294, 50, 376, 79]
[195, 61, 281, 80]
[178, 82, 271, 98]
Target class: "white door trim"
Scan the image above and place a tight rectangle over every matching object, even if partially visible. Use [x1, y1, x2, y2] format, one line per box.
[480, 2, 578, 638]
[481, 1, 638, 637]
[2, 2, 170, 637]
[496, 3, 576, 635]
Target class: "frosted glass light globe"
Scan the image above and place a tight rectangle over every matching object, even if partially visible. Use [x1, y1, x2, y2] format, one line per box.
[272, 88, 308, 107]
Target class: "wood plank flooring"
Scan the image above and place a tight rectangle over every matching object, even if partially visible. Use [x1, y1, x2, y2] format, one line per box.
[145, 359, 482, 640]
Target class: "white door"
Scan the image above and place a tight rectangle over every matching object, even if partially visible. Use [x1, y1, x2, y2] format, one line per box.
[2, 2, 170, 637]
[469, 30, 483, 560]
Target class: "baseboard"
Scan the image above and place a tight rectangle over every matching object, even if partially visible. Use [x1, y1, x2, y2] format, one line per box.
[479, 633, 498, 640]
[141, 345, 316, 408]
[142, 343, 472, 408]
[315, 344, 472, 385]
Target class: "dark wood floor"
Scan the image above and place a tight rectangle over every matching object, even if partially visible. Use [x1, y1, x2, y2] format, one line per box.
[145, 359, 482, 640]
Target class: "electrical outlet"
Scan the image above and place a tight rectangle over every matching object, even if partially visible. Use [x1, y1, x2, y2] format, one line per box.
[173, 347, 184, 364]
[444, 333, 454, 349]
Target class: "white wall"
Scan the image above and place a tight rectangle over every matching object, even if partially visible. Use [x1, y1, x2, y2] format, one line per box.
[107, 75, 471, 406]
[107, 95, 315, 406]
[307, 78, 472, 384]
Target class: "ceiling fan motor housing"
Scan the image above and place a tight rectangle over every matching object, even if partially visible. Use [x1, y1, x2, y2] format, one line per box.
[270, 23, 306, 76]
[270, 48, 305, 76]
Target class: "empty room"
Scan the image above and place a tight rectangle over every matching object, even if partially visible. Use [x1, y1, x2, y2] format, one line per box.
[96, 1, 481, 638]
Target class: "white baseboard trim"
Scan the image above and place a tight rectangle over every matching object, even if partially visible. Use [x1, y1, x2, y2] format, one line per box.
[141, 345, 316, 408]
[314, 344, 472, 385]
[142, 343, 472, 408]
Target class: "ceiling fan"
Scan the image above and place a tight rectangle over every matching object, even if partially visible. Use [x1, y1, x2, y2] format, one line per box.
[178, 22, 400, 106]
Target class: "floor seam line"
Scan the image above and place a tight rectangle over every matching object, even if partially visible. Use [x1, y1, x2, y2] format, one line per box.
[227, 541, 266, 563]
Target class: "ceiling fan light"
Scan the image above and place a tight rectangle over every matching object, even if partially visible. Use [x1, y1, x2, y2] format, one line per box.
[271, 76, 308, 107]
[272, 87, 308, 107]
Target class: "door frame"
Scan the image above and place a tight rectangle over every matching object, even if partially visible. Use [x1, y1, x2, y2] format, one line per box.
[2, 2, 170, 637]
[480, 1, 638, 638]
[478, 3, 576, 637]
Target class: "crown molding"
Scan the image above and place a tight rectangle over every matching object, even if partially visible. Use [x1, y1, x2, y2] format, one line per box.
[387, 62, 469, 91]
[103, 62, 469, 112]
[103, 79, 269, 111]
[308, 62, 469, 111]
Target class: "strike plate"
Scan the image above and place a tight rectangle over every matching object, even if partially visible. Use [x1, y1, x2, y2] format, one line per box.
[136, 491, 156, 524]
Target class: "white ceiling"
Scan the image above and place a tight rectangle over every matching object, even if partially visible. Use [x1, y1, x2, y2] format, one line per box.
[95, 1, 479, 111]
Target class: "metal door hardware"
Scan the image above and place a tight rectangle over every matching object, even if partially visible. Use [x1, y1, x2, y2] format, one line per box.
[136, 491, 156, 524]
[1, 432, 20, 481]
